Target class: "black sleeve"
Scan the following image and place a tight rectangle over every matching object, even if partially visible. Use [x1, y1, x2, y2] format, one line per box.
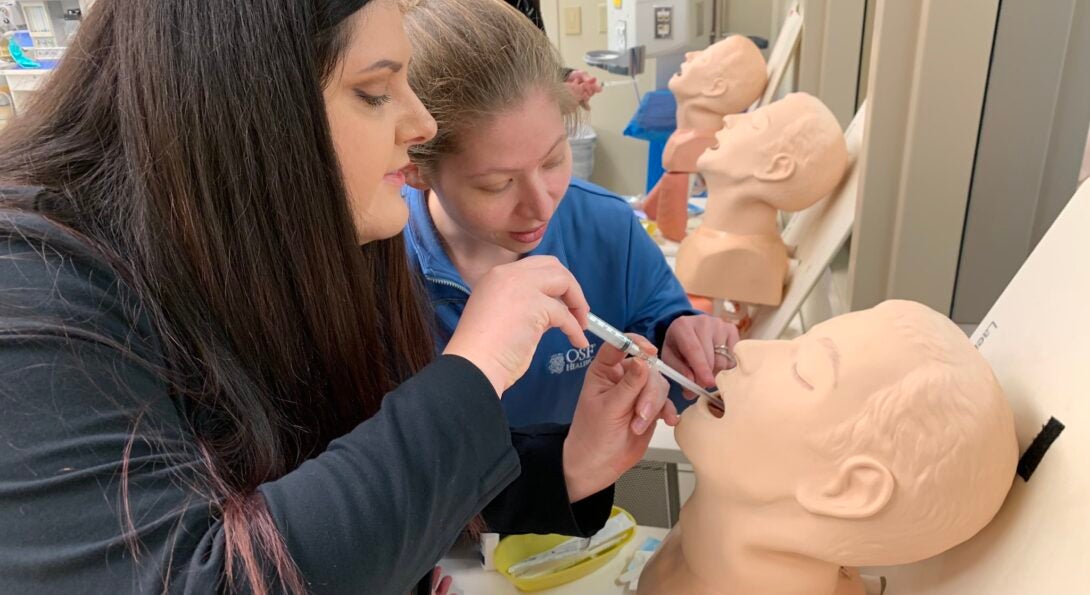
[483, 424, 615, 537]
[0, 214, 520, 595]
[504, 0, 546, 31]
[259, 356, 520, 594]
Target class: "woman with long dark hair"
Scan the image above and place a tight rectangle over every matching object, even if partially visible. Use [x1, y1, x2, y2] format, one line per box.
[0, 1, 673, 593]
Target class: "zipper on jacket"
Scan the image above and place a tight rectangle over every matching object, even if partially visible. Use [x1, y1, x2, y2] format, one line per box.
[426, 276, 471, 296]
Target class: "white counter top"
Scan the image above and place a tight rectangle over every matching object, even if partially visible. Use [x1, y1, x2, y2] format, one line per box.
[0, 68, 52, 75]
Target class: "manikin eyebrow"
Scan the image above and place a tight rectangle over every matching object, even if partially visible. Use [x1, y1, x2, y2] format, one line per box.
[792, 337, 840, 391]
[817, 337, 840, 388]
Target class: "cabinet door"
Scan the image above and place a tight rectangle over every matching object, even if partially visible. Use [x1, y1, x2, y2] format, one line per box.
[21, 2, 53, 37]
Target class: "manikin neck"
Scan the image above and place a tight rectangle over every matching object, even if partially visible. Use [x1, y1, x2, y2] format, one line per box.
[702, 184, 781, 236]
[677, 102, 731, 132]
[680, 487, 842, 595]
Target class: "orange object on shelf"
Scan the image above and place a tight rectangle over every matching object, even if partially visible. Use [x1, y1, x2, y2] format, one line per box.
[688, 294, 714, 313]
[644, 172, 690, 242]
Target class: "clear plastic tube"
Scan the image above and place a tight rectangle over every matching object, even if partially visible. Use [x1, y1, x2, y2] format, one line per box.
[586, 313, 725, 409]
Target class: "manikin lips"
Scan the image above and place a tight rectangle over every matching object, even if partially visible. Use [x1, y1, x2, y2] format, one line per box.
[704, 395, 724, 419]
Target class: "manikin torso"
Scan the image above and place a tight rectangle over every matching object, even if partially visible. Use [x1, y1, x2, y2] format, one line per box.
[675, 186, 788, 305]
[674, 93, 850, 305]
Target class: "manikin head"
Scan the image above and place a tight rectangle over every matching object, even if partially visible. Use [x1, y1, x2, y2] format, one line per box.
[677, 300, 1018, 567]
[697, 92, 849, 213]
[668, 35, 768, 121]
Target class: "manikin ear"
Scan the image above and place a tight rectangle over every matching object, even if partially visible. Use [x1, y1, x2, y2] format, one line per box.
[702, 77, 730, 98]
[796, 455, 895, 520]
[402, 163, 430, 191]
[753, 153, 797, 182]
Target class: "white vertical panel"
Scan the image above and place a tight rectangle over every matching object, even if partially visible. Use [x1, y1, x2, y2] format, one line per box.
[951, 0, 1090, 324]
[847, 0, 1000, 314]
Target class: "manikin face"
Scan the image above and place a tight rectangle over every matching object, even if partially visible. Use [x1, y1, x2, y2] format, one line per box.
[669, 48, 720, 99]
[668, 36, 764, 107]
[429, 89, 573, 255]
[676, 308, 923, 504]
[324, 0, 437, 244]
[696, 108, 775, 186]
[696, 93, 848, 212]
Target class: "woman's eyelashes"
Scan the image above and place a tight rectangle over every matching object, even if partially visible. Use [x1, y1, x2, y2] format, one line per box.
[481, 179, 513, 194]
[355, 89, 392, 108]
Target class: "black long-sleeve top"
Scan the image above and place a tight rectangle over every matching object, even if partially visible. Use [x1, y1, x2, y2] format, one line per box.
[0, 196, 612, 594]
[504, 0, 545, 30]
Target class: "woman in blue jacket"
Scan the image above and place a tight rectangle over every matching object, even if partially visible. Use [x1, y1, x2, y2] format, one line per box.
[402, 0, 740, 428]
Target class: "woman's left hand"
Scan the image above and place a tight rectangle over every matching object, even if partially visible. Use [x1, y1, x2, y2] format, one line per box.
[562, 334, 674, 503]
[661, 315, 741, 398]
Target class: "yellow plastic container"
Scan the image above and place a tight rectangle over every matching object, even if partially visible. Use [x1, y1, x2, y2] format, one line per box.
[494, 506, 636, 592]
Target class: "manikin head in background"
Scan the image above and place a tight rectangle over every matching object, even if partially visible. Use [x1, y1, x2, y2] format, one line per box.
[672, 93, 850, 304]
[697, 92, 849, 223]
[669, 35, 768, 130]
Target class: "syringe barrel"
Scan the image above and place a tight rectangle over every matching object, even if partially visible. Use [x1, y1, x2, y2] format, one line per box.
[586, 313, 638, 356]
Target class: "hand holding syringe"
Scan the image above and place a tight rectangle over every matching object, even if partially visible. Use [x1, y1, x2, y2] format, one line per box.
[586, 313, 726, 411]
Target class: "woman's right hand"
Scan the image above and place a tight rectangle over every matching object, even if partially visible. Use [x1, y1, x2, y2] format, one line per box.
[562, 334, 676, 502]
[444, 256, 589, 397]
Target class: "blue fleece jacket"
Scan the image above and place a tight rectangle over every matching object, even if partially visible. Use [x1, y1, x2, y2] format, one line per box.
[403, 179, 700, 426]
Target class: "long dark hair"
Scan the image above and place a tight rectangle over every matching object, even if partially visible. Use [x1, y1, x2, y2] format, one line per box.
[0, 1, 433, 593]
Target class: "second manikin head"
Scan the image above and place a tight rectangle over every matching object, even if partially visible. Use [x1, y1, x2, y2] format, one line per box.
[697, 92, 849, 220]
[669, 35, 768, 128]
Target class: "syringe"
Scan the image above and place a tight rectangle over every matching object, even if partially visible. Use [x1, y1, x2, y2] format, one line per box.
[586, 313, 725, 410]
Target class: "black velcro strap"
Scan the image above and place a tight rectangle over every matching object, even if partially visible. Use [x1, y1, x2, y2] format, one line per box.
[1017, 417, 1064, 481]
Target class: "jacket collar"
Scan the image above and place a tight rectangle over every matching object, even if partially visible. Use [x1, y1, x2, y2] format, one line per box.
[403, 186, 469, 292]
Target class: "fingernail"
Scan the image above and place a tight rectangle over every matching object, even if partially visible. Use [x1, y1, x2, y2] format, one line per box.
[639, 402, 654, 420]
[632, 417, 650, 434]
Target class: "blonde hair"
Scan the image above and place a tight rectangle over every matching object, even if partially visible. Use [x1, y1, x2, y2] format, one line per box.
[402, 0, 579, 177]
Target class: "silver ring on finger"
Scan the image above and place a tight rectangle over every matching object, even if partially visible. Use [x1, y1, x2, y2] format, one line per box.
[714, 344, 737, 368]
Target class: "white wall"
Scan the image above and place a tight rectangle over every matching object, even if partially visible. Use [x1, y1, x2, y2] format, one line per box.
[542, 0, 662, 196]
[721, 0, 772, 41]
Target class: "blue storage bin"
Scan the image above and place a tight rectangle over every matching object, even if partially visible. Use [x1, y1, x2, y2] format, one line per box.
[13, 31, 32, 48]
[623, 90, 678, 193]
